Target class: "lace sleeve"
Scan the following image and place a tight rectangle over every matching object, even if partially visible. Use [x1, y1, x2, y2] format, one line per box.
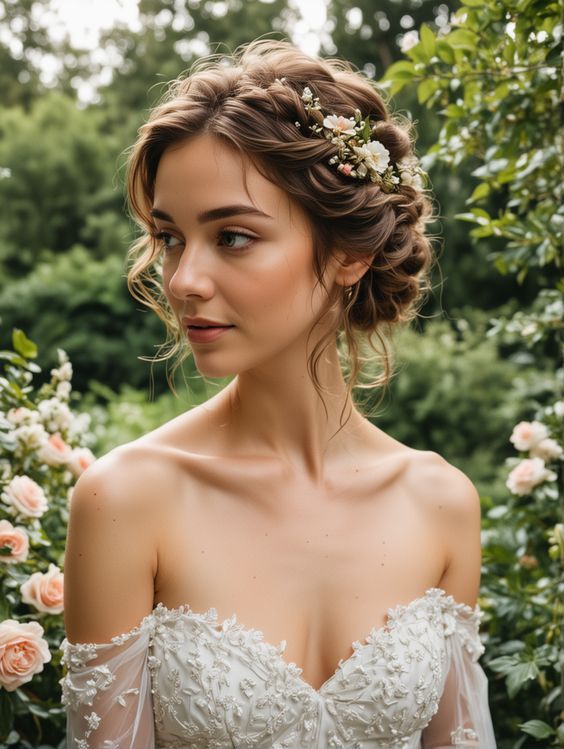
[421, 607, 497, 748]
[59, 622, 155, 749]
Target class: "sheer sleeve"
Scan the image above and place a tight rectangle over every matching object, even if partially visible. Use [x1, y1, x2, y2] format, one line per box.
[59, 621, 155, 749]
[421, 607, 497, 748]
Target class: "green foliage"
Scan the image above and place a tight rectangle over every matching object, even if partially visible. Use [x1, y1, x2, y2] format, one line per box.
[380, 0, 563, 743]
[361, 313, 534, 497]
[379, 0, 561, 288]
[0, 93, 129, 278]
[0, 245, 167, 394]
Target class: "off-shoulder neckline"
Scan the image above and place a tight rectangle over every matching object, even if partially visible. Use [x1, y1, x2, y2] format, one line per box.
[61, 586, 483, 693]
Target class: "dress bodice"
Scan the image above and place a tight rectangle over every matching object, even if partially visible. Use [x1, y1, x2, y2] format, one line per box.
[60, 587, 497, 748]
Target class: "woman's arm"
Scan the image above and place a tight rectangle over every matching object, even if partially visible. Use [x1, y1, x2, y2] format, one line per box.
[64, 446, 157, 642]
[62, 446, 159, 748]
[420, 467, 496, 748]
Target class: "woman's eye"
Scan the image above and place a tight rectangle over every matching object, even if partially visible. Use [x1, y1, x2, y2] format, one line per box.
[154, 231, 182, 251]
[219, 230, 254, 250]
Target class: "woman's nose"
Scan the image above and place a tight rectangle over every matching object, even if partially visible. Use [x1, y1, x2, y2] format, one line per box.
[167, 243, 215, 300]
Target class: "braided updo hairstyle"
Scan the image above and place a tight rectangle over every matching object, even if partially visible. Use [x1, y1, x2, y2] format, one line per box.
[126, 39, 437, 421]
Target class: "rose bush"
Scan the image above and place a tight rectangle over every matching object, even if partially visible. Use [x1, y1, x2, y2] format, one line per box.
[0, 328, 96, 748]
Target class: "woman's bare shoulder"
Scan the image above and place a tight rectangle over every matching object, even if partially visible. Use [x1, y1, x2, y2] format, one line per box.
[73, 437, 181, 515]
[403, 448, 481, 516]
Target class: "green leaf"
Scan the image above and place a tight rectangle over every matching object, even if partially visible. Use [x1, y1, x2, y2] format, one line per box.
[406, 42, 432, 65]
[417, 79, 440, 105]
[507, 661, 539, 698]
[518, 720, 555, 739]
[11, 329, 37, 360]
[441, 104, 465, 118]
[454, 209, 491, 226]
[381, 60, 417, 82]
[461, 0, 485, 6]
[468, 182, 491, 203]
[436, 40, 455, 64]
[445, 29, 479, 50]
[420, 24, 436, 59]
[0, 690, 15, 741]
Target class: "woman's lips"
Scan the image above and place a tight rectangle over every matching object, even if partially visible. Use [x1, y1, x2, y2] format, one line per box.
[186, 325, 235, 343]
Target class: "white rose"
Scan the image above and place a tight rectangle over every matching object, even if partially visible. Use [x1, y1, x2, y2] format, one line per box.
[506, 457, 557, 495]
[37, 398, 73, 433]
[353, 141, 390, 173]
[50, 361, 72, 381]
[13, 423, 49, 451]
[67, 411, 92, 442]
[56, 381, 72, 399]
[530, 438, 563, 461]
[509, 420, 550, 451]
[6, 408, 39, 426]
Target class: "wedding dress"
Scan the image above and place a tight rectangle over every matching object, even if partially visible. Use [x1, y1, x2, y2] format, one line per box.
[60, 587, 497, 748]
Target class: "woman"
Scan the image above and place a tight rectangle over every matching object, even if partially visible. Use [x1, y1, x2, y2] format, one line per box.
[60, 39, 497, 748]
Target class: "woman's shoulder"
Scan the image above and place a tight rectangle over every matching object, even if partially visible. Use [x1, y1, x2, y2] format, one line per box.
[73, 435, 181, 516]
[401, 447, 482, 531]
[405, 446, 480, 503]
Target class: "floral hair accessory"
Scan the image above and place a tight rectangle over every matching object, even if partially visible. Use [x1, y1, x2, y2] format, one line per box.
[295, 86, 427, 193]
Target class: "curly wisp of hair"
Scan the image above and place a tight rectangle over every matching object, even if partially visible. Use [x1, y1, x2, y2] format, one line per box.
[125, 39, 438, 431]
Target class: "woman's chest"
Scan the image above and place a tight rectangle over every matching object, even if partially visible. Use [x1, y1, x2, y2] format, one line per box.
[151, 454, 448, 692]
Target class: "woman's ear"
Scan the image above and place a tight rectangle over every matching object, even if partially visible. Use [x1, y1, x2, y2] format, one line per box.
[330, 248, 377, 289]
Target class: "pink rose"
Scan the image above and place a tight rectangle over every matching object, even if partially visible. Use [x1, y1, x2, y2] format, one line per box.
[0, 520, 29, 564]
[67, 447, 96, 478]
[20, 564, 64, 614]
[36, 433, 72, 467]
[509, 420, 549, 451]
[0, 619, 51, 691]
[1, 475, 48, 518]
[506, 457, 557, 496]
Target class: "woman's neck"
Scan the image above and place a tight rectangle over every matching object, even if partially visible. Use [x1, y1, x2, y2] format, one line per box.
[217, 343, 370, 485]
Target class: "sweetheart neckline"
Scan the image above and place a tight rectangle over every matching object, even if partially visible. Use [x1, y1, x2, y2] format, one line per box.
[62, 587, 480, 695]
[147, 586, 480, 694]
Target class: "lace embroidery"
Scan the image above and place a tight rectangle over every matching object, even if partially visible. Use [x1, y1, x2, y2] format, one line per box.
[61, 588, 489, 749]
[451, 725, 480, 744]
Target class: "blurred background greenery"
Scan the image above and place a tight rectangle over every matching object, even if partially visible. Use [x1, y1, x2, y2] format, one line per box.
[0, 0, 536, 487]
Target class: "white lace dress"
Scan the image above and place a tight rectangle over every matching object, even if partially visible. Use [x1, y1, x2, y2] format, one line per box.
[59, 587, 497, 748]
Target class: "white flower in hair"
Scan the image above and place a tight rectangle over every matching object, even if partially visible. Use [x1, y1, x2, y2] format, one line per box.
[353, 141, 390, 173]
[297, 83, 428, 192]
[323, 115, 357, 135]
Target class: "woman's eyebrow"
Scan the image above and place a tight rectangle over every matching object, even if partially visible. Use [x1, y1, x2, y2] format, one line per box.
[150, 204, 272, 224]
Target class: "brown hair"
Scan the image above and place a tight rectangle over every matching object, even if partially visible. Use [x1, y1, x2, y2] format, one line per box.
[125, 38, 437, 428]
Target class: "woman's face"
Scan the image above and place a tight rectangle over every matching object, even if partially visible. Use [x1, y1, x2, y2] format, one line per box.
[152, 133, 341, 378]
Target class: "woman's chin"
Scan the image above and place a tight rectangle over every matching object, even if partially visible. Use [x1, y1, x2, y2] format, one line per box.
[191, 359, 239, 380]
